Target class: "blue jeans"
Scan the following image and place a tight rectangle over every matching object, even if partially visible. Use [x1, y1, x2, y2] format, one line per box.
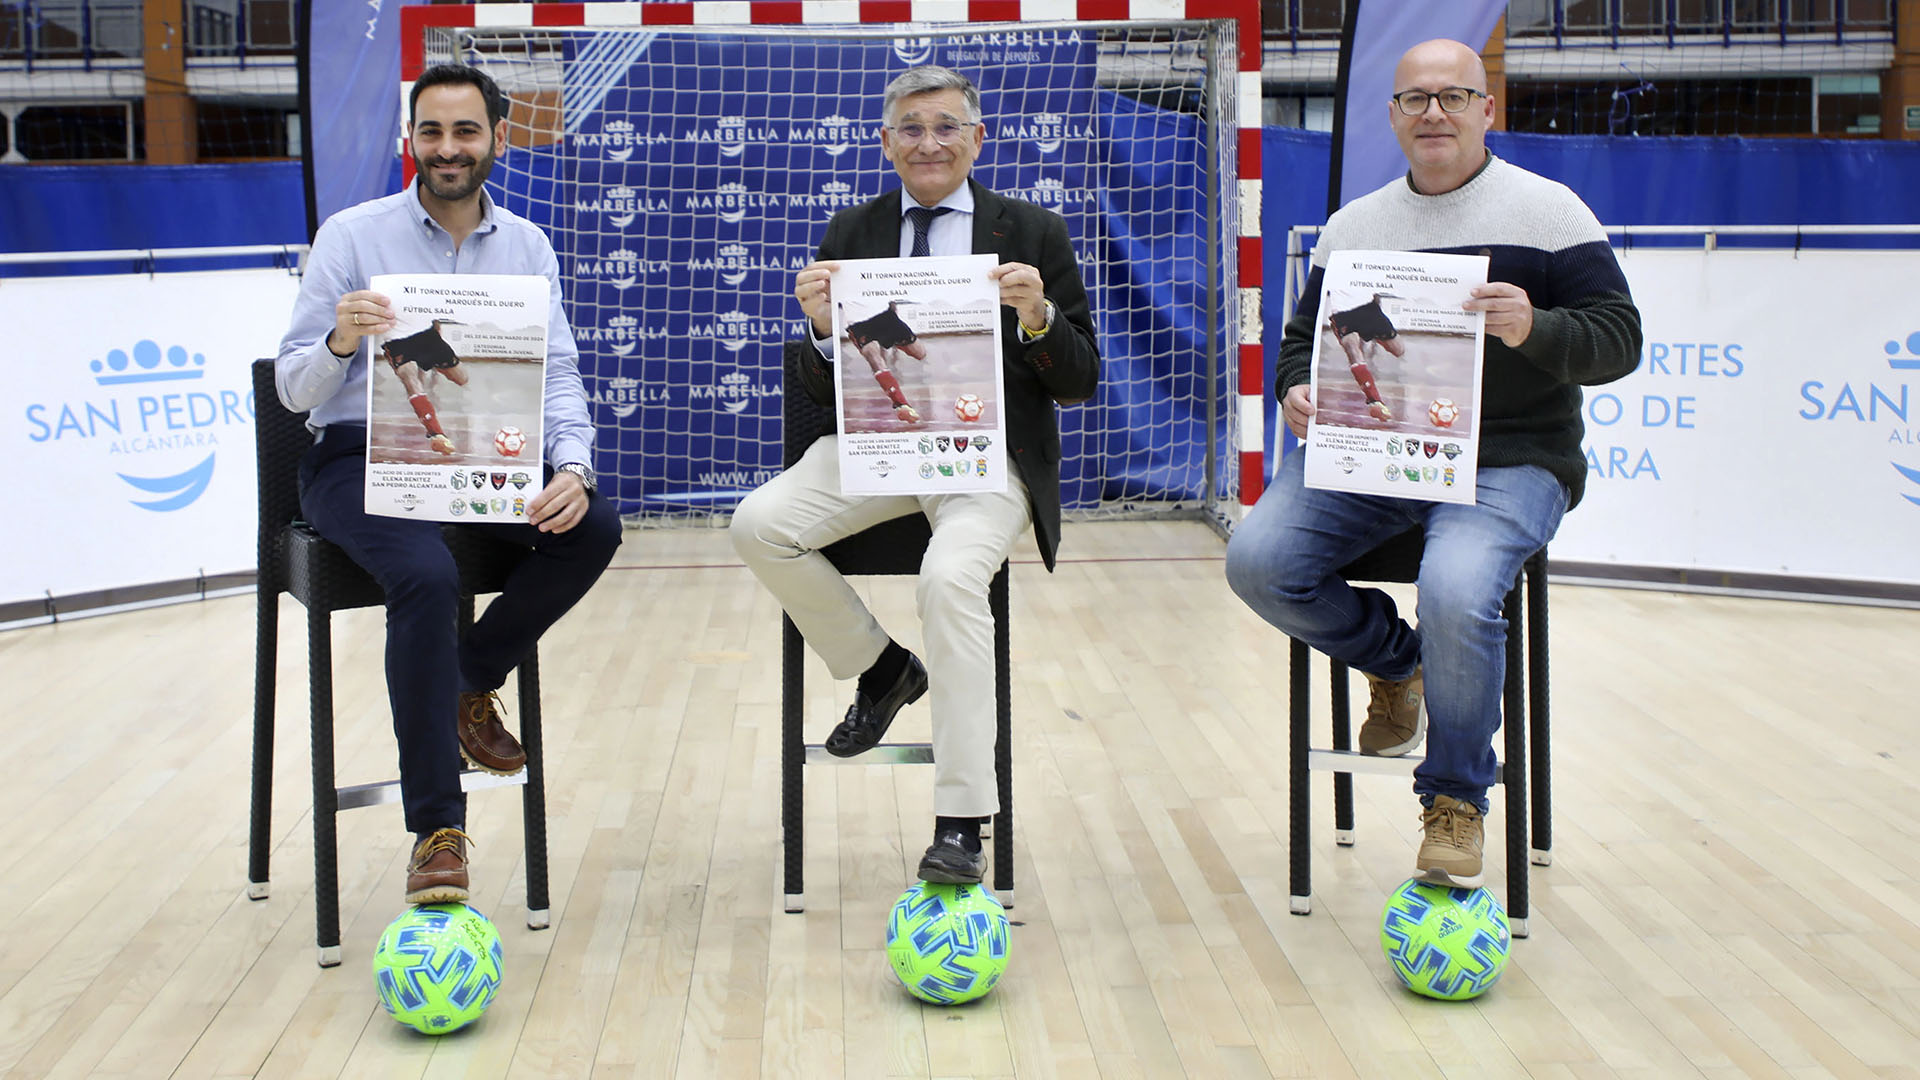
[1225, 450, 1567, 811]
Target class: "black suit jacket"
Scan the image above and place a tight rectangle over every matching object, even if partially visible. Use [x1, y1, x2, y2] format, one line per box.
[792, 179, 1100, 571]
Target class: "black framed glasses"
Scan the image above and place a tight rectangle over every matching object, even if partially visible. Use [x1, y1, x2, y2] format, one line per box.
[1391, 87, 1487, 116]
[886, 121, 978, 145]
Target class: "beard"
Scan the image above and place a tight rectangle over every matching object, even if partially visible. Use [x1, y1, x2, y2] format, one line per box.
[416, 147, 496, 203]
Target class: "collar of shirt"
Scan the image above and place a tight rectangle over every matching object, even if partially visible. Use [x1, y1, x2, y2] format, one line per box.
[897, 184, 974, 259]
[408, 179, 502, 240]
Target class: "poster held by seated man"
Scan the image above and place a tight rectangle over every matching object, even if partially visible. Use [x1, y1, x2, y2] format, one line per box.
[362, 273, 550, 519]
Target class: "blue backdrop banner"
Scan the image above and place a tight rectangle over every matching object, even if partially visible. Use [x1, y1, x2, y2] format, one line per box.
[485, 31, 1217, 517]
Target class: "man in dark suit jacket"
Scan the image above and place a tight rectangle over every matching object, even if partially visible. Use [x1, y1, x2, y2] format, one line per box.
[730, 65, 1099, 885]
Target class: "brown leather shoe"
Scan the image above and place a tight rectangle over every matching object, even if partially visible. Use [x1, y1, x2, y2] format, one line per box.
[457, 690, 527, 775]
[405, 827, 472, 905]
[1359, 667, 1425, 757]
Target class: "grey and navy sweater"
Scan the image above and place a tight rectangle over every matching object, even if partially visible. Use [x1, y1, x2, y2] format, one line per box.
[1280, 154, 1643, 507]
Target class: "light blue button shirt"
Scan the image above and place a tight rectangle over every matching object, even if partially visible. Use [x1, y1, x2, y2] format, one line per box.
[275, 181, 594, 470]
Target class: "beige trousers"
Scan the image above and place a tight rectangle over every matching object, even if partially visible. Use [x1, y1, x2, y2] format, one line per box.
[729, 435, 1031, 818]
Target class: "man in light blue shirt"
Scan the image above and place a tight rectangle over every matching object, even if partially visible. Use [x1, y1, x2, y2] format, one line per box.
[276, 64, 620, 906]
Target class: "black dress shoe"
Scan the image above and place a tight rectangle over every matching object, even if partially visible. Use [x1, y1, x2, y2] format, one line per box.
[917, 831, 987, 884]
[824, 653, 928, 757]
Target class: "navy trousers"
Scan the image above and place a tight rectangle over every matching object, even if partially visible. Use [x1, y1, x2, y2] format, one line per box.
[298, 424, 622, 834]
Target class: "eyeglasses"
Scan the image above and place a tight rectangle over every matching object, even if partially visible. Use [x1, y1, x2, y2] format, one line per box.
[1391, 87, 1487, 116]
[886, 121, 978, 145]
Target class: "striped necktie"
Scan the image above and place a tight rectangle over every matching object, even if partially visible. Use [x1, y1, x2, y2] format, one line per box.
[905, 205, 955, 257]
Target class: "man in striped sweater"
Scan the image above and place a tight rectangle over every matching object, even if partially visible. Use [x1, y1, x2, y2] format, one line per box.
[1226, 39, 1643, 887]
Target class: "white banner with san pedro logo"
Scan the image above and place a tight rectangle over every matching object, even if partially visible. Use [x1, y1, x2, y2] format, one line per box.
[1553, 246, 1920, 587]
[2, 268, 300, 608]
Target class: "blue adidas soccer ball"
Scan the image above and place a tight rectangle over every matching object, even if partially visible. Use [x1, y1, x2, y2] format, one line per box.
[885, 881, 1011, 1005]
[1379, 880, 1510, 1000]
[372, 903, 504, 1033]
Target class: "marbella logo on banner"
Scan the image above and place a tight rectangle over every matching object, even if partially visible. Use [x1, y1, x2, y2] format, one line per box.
[691, 242, 801, 287]
[577, 313, 668, 359]
[2, 268, 300, 605]
[691, 369, 782, 415]
[576, 186, 673, 230]
[1551, 248, 1920, 586]
[571, 120, 670, 163]
[789, 115, 865, 157]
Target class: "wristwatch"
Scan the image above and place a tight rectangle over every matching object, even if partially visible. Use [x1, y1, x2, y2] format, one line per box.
[557, 462, 596, 495]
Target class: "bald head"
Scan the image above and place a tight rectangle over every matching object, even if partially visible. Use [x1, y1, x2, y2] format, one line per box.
[1388, 38, 1495, 195]
[1394, 39, 1488, 93]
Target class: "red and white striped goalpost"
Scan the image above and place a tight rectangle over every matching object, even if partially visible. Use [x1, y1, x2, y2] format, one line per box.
[401, 1, 1266, 509]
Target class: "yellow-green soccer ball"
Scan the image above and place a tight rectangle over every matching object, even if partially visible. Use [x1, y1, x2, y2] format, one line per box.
[885, 881, 1010, 1004]
[372, 903, 503, 1033]
[1379, 880, 1510, 1000]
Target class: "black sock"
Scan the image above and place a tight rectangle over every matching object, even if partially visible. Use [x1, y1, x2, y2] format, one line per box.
[857, 640, 910, 698]
[935, 816, 982, 853]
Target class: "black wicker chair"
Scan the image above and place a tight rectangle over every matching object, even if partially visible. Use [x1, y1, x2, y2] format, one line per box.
[777, 342, 1015, 913]
[1286, 530, 1552, 937]
[248, 358, 552, 967]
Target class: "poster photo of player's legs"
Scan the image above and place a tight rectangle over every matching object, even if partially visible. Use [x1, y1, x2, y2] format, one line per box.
[1312, 290, 1476, 437]
[836, 299, 999, 435]
[368, 319, 545, 467]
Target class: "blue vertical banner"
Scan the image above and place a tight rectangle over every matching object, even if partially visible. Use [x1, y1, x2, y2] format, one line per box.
[1331, 0, 1507, 210]
[301, 0, 405, 238]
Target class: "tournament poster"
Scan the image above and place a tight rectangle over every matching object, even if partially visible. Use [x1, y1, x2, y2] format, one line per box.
[1305, 250, 1488, 503]
[829, 255, 1008, 496]
[364, 273, 549, 521]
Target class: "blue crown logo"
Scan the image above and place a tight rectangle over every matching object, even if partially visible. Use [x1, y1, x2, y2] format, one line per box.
[1886, 331, 1920, 371]
[91, 339, 206, 386]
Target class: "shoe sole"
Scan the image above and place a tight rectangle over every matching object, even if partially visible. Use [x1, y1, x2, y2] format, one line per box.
[460, 746, 527, 777]
[1416, 865, 1484, 890]
[1362, 702, 1428, 758]
[917, 863, 986, 885]
[405, 884, 471, 905]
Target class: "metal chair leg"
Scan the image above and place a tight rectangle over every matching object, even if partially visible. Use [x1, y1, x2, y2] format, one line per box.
[991, 565, 1014, 908]
[781, 615, 805, 913]
[519, 650, 550, 930]
[1502, 579, 1529, 939]
[1288, 637, 1312, 915]
[1527, 550, 1553, 866]
[309, 605, 342, 968]
[1329, 659, 1355, 847]
[248, 587, 277, 901]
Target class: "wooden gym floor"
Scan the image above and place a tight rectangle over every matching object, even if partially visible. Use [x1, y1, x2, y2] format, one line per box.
[1, 520, 1915, 1078]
